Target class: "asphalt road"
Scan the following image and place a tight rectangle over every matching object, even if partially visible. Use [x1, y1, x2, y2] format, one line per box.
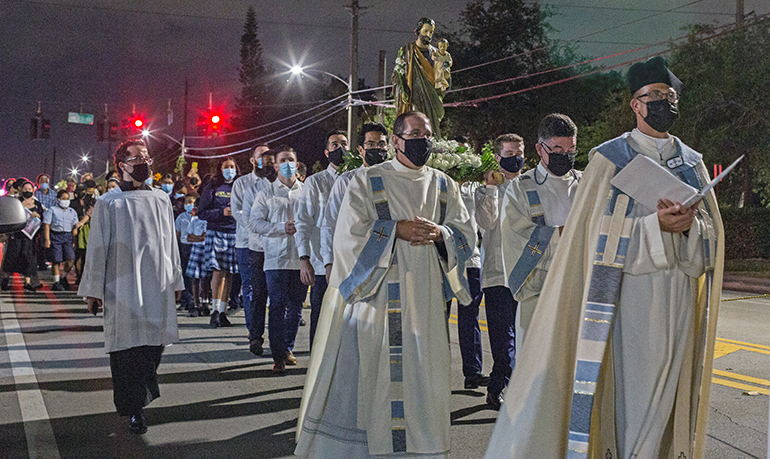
[0, 274, 767, 458]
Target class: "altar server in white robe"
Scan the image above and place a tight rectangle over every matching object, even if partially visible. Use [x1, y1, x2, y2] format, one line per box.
[486, 56, 724, 459]
[319, 122, 390, 285]
[295, 111, 475, 458]
[500, 113, 581, 347]
[79, 139, 184, 435]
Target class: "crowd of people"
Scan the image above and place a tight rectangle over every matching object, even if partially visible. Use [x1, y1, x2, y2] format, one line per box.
[2, 57, 725, 458]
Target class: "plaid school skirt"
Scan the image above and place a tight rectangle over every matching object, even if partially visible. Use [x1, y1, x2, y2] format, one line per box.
[185, 242, 207, 279]
[201, 229, 239, 275]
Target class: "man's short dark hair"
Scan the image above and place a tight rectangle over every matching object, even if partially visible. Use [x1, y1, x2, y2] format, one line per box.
[358, 122, 389, 146]
[274, 145, 296, 159]
[325, 130, 347, 150]
[173, 180, 186, 193]
[393, 111, 429, 136]
[537, 114, 577, 142]
[57, 189, 69, 199]
[84, 179, 97, 189]
[415, 17, 435, 35]
[493, 134, 524, 156]
[252, 143, 270, 158]
[114, 139, 147, 173]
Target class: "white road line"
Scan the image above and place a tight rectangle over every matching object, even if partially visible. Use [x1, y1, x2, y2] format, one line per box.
[0, 296, 61, 458]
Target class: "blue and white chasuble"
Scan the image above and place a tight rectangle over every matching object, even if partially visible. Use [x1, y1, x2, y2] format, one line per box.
[296, 158, 475, 458]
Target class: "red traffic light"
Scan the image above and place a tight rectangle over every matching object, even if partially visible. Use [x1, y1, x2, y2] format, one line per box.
[210, 115, 221, 124]
[134, 118, 144, 128]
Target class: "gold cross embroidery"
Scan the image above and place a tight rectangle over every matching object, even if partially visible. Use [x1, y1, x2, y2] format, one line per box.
[374, 227, 389, 242]
[458, 241, 469, 252]
[527, 242, 543, 256]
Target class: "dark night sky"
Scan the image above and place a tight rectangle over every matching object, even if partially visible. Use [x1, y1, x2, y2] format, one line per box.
[1, 0, 765, 183]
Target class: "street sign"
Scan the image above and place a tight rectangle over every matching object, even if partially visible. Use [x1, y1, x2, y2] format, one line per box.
[67, 112, 94, 125]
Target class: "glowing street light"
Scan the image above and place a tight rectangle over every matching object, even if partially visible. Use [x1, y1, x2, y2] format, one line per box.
[81, 155, 89, 163]
[289, 65, 353, 143]
[69, 167, 79, 177]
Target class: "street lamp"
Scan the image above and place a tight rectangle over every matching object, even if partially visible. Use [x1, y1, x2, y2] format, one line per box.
[289, 65, 353, 143]
[81, 155, 89, 163]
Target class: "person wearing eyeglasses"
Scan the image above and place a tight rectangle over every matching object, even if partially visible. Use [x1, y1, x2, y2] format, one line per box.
[486, 57, 724, 459]
[296, 111, 476, 458]
[499, 113, 581, 353]
[78, 139, 184, 435]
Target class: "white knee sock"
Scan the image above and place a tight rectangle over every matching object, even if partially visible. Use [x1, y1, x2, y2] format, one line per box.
[53, 275, 60, 283]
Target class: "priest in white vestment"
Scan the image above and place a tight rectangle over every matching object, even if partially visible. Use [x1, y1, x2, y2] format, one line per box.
[486, 57, 724, 459]
[295, 111, 475, 458]
[500, 114, 581, 348]
[79, 140, 184, 435]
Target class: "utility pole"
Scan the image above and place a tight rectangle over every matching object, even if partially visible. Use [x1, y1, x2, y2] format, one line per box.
[346, 0, 366, 148]
[104, 104, 111, 175]
[736, 0, 744, 26]
[183, 79, 189, 138]
[377, 50, 387, 124]
[51, 147, 57, 184]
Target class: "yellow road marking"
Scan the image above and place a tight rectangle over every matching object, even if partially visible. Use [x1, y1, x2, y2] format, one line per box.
[713, 341, 742, 359]
[713, 369, 769, 387]
[716, 337, 770, 351]
[712, 378, 770, 395]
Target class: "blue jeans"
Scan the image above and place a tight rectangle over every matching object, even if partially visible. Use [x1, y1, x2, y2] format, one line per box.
[266, 270, 306, 362]
[309, 275, 328, 350]
[446, 267, 483, 380]
[236, 249, 268, 342]
[483, 285, 517, 397]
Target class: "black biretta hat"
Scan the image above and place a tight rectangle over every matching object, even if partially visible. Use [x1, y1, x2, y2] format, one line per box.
[627, 56, 682, 94]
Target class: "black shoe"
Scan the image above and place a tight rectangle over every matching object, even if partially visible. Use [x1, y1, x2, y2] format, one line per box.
[128, 411, 148, 435]
[299, 317, 307, 327]
[59, 277, 71, 291]
[210, 310, 220, 328]
[188, 308, 200, 318]
[0, 278, 9, 291]
[486, 391, 504, 411]
[464, 375, 491, 389]
[199, 305, 211, 316]
[32, 283, 43, 289]
[249, 337, 264, 356]
[23, 283, 36, 292]
[52, 282, 66, 292]
[219, 312, 232, 327]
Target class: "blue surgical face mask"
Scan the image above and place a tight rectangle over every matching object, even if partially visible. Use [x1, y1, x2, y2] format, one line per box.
[257, 158, 262, 169]
[40, 183, 49, 190]
[223, 168, 237, 181]
[279, 161, 297, 179]
[174, 192, 185, 199]
[184, 204, 194, 213]
[162, 184, 173, 193]
[145, 176, 154, 186]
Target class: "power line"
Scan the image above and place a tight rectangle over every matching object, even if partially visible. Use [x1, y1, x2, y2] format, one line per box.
[452, 0, 707, 75]
[444, 13, 761, 108]
[9, 0, 414, 34]
[529, 1, 733, 16]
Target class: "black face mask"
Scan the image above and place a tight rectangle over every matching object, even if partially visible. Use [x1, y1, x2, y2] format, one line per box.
[546, 152, 575, 177]
[263, 166, 277, 182]
[420, 34, 432, 45]
[126, 162, 151, 183]
[21, 191, 33, 200]
[327, 147, 347, 167]
[364, 148, 388, 166]
[399, 137, 432, 167]
[499, 155, 524, 173]
[644, 99, 679, 133]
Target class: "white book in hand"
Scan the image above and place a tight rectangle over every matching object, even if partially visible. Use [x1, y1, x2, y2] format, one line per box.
[609, 154, 743, 212]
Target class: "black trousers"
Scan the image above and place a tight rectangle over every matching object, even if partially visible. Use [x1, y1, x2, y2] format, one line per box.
[109, 345, 164, 416]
